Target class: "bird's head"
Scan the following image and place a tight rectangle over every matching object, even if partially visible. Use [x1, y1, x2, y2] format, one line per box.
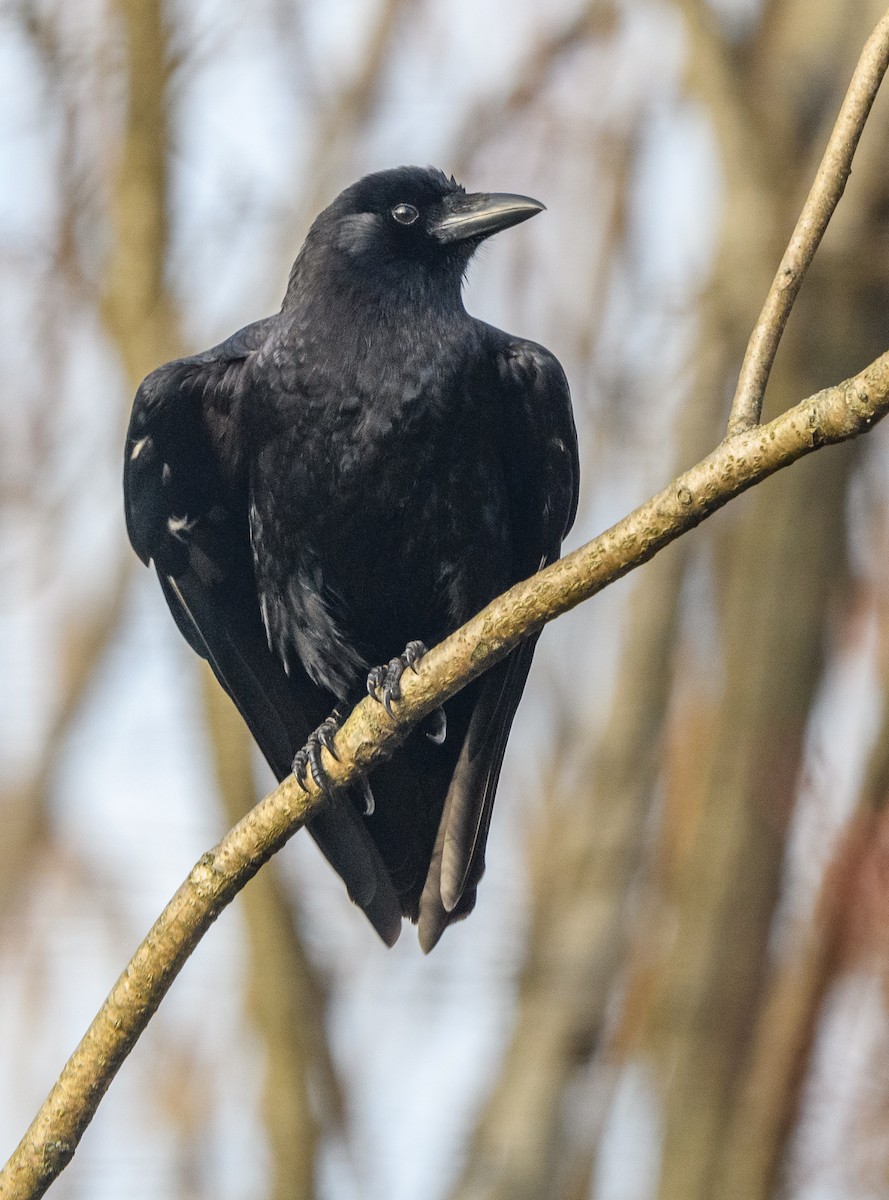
[288, 166, 544, 305]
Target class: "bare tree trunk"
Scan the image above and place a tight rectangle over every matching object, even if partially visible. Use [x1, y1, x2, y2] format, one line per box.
[102, 0, 179, 378]
[646, 437, 853, 1200]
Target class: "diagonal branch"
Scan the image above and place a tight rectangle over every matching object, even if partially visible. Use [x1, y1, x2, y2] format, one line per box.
[726, 8, 889, 435]
[3, 347, 889, 1200]
[5, 16, 889, 1193]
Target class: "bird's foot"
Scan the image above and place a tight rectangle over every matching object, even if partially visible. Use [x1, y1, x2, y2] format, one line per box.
[366, 640, 427, 718]
[292, 712, 343, 799]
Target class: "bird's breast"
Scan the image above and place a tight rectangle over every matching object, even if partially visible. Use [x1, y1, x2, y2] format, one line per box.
[249, 351, 513, 695]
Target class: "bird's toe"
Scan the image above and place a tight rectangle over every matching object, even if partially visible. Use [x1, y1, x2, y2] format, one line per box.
[292, 711, 345, 798]
[403, 640, 428, 673]
[366, 641, 429, 719]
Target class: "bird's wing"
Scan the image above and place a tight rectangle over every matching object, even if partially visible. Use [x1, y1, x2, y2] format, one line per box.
[418, 338, 579, 951]
[125, 323, 402, 946]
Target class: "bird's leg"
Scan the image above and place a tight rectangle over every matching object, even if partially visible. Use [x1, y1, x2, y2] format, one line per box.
[365, 640, 447, 743]
[292, 710, 345, 799]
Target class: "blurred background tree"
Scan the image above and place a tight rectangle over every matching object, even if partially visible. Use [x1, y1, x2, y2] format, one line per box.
[3, 0, 889, 1197]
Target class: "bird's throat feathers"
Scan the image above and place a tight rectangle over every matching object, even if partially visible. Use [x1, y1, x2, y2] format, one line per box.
[284, 235, 467, 323]
[280, 247, 474, 389]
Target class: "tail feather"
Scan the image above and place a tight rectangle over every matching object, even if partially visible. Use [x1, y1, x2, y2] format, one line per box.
[161, 570, 403, 945]
[418, 639, 539, 951]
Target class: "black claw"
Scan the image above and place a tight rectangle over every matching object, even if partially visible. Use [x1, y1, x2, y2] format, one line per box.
[292, 711, 345, 798]
[425, 706, 447, 745]
[404, 640, 427, 673]
[360, 776, 376, 816]
[367, 665, 386, 701]
[367, 641, 428, 719]
[293, 748, 310, 790]
[316, 714, 342, 761]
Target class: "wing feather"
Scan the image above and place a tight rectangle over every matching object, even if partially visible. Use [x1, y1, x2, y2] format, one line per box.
[125, 324, 402, 945]
[417, 338, 579, 949]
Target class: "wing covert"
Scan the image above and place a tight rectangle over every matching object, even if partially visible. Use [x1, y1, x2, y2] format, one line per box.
[496, 336, 579, 572]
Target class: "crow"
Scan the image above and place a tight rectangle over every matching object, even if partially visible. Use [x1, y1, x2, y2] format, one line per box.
[124, 166, 578, 951]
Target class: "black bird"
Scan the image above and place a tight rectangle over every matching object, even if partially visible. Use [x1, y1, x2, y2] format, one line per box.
[124, 166, 578, 950]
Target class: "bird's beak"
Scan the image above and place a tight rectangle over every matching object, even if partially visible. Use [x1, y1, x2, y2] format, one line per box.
[428, 192, 545, 244]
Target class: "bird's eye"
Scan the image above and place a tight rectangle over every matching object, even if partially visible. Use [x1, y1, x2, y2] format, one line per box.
[391, 203, 419, 225]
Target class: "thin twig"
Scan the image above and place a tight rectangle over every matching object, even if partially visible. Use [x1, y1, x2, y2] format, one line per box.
[3, 348, 889, 1200]
[726, 9, 889, 435]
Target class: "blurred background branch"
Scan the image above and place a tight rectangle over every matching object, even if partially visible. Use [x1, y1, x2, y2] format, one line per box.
[4, 2, 889, 1199]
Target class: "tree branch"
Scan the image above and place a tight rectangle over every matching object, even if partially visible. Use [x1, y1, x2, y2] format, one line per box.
[3, 346, 889, 1199]
[6, 13, 889, 1193]
[727, 8, 889, 434]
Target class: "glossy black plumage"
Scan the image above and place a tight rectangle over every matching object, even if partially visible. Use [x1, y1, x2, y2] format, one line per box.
[124, 166, 578, 950]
